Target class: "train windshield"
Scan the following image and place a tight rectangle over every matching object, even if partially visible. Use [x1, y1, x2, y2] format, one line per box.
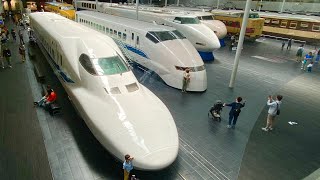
[93, 56, 129, 75]
[200, 15, 214, 20]
[146, 31, 177, 43]
[174, 17, 200, 24]
[171, 30, 186, 39]
[61, 6, 74, 10]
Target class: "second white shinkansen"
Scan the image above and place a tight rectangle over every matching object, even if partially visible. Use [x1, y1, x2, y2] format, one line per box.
[77, 1, 221, 61]
[76, 10, 207, 92]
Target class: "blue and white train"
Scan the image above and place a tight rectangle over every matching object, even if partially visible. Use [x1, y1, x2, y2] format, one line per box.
[77, 1, 221, 60]
[30, 12, 179, 170]
[76, 10, 207, 92]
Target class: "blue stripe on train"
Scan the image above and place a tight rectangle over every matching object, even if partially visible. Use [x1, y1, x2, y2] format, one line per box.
[123, 44, 149, 59]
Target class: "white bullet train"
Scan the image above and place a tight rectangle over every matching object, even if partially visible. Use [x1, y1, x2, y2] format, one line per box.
[77, 1, 221, 60]
[29, 12, 179, 170]
[76, 11, 207, 92]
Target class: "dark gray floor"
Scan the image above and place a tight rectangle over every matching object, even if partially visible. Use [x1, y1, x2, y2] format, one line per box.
[1, 17, 320, 180]
[0, 20, 53, 180]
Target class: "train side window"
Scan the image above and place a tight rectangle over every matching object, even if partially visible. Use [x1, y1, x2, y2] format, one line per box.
[312, 24, 320, 32]
[264, 19, 270, 24]
[93, 4, 96, 9]
[280, 21, 287, 28]
[271, 19, 279, 25]
[118, 32, 121, 39]
[89, 4, 91, 9]
[300, 22, 309, 29]
[132, 33, 134, 40]
[103, 26, 105, 32]
[123, 33, 127, 40]
[110, 29, 113, 34]
[106, 28, 109, 33]
[79, 54, 97, 75]
[289, 22, 297, 29]
[114, 30, 117, 36]
[137, 36, 140, 45]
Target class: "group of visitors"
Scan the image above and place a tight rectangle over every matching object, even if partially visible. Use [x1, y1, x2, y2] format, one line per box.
[0, 22, 26, 69]
[296, 44, 319, 72]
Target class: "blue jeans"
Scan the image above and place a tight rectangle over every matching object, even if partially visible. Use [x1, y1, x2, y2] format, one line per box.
[229, 114, 239, 126]
[37, 96, 47, 107]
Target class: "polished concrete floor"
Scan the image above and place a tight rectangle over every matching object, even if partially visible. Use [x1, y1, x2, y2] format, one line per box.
[1, 18, 320, 180]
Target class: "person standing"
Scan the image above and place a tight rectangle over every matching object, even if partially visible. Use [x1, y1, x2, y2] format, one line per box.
[123, 154, 134, 180]
[10, 29, 16, 42]
[182, 69, 190, 92]
[287, 38, 292, 50]
[307, 62, 313, 72]
[19, 44, 26, 62]
[2, 47, 12, 68]
[262, 95, 283, 131]
[301, 58, 307, 71]
[296, 45, 304, 62]
[19, 30, 24, 45]
[316, 48, 320, 63]
[0, 42, 3, 68]
[224, 97, 245, 129]
[281, 40, 285, 50]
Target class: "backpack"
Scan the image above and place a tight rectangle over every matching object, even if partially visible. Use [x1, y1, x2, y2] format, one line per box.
[276, 103, 280, 115]
[233, 103, 242, 116]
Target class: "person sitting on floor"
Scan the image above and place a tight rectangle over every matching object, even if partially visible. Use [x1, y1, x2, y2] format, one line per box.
[34, 86, 57, 107]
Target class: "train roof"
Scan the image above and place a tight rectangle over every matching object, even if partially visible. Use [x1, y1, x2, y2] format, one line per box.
[259, 12, 320, 22]
[30, 12, 118, 57]
[77, 10, 176, 33]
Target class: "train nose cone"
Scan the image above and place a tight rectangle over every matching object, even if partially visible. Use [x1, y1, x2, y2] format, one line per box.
[136, 147, 179, 170]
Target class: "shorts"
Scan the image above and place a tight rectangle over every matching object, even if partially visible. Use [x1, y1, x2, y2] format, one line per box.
[267, 114, 276, 124]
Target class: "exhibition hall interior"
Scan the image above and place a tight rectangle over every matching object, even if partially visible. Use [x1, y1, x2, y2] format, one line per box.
[0, 0, 319, 179]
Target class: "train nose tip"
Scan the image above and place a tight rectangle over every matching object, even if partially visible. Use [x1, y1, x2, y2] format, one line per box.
[137, 147, 178, 170]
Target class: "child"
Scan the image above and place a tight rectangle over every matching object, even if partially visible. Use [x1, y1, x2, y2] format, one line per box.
[307, 62, 313, 72]
[301, 59, 307, 70]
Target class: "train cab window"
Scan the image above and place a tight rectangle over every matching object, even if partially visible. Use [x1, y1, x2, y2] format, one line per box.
[132, 33, 134, 40]
[312, 24, 320, 32]
[174, 17, 200, 24]
[280, 21, 287, 28]
[79, 54, 97, 75]
[146, 31, 177, 43]
[93, 56, 130, 75]
[264, 19, 270, 24]
[201, 15, 214, 20]
[289, 22, 297, 29]
[123, 33, 127, 40]
[172, 30, 186, 39]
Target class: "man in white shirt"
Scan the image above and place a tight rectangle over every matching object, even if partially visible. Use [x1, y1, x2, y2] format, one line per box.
[262, 95, 283, 132]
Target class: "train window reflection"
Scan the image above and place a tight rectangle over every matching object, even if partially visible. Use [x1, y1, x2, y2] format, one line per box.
[146, 31, 177, 43]
[93, 56, 130, 75]
[174, 17, 200, 24]
[271, 19, 279, 24]
[172, 30, 186, 39]
[300, 22, 309, 28]
[200, 16, 214, 20]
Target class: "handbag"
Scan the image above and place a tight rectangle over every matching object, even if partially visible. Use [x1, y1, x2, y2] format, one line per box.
[276, 103, 280, 115]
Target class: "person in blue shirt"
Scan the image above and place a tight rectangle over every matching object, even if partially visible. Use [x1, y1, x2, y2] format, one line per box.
[123, 154, 134, 180]
[224, 97, 246, 129]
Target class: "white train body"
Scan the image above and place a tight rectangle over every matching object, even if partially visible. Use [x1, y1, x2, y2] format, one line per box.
[77, 1, 221, 53]
[76, 11, 207, 91]
[29, 12, 179, 170]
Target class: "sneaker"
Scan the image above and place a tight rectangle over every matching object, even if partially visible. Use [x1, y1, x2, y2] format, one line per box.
[269, 127, 273, 131]
[227, 125, 232, 129]
[231, 125, 235, 129]
[9, 65, 12, 68]
[262, 127, 269, 132]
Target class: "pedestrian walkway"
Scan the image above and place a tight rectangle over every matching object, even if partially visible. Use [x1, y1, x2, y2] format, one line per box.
[0, 19, 53, 180]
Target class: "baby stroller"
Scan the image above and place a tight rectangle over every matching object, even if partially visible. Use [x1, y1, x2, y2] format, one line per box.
[208, 100, 224, 122]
